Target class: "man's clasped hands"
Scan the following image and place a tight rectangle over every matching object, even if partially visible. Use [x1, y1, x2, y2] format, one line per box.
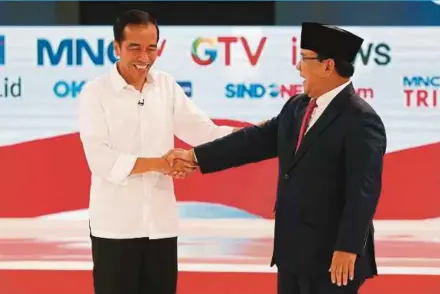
[161, 148, 198, 179]
[159, 126, 245, 178]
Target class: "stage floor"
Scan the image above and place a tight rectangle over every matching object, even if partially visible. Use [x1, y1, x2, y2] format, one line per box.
[0, 218, 439, 293]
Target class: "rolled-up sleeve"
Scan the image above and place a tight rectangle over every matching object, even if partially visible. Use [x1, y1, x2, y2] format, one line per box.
[171, 78, 234, 146]
[78, 84, 137, 185]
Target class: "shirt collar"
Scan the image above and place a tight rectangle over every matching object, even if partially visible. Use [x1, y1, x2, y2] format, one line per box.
[110, 62, 155, 93]
[315, 80, 351, 108]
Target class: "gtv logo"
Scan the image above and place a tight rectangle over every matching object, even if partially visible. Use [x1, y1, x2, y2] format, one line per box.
[191, 36, 267, 66]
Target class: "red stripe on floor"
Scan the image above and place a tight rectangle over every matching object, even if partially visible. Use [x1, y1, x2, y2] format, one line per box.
[0, 270, 439, 294]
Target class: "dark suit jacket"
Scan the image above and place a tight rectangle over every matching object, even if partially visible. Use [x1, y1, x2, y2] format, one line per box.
[193, 83, 387, 279]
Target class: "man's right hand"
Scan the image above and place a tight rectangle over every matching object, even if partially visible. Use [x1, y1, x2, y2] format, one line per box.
[165, 148, 196, 164]
[162, 149, 197, 179]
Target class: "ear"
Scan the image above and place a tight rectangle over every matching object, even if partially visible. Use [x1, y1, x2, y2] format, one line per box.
[323, 59, 335, 77]
[327, 59, 335, 71]
[113, 40, 121, 57]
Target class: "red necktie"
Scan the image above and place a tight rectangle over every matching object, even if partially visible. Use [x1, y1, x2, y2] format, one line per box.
[295, 99, 317, 152]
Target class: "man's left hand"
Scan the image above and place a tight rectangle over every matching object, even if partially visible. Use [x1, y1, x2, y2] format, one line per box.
[168, 158, 197, 179]
[329, 251, 357, 286]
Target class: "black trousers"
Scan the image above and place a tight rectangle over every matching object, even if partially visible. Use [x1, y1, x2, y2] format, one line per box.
[277, 268, 365, 294]
[90, 235, 178, 294]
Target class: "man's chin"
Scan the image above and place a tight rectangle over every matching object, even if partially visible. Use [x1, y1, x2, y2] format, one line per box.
[303, 88, 310, 97]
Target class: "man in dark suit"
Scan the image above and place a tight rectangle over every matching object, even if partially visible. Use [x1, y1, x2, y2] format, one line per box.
[167, 22, 387, 294]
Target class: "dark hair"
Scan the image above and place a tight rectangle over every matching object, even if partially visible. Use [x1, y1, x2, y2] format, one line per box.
[317, 54, 354, 78]
[113, 10, 159, 43]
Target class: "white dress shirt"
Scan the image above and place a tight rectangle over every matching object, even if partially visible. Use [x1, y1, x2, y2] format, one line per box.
[78, 64, 234, 239]
[306, 81, 351, 132]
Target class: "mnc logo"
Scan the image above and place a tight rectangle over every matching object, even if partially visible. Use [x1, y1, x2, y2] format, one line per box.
[0, 36, 5, 66]
[37, 38, 167, 66]
[38, 39, 118, 66]
[177, 81, 192, 97]
[403, 76, 440, 88]
[402, 75, 440, 108]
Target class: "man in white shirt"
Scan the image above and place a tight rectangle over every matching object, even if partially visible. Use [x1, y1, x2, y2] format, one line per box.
[78, 9, 237, 294]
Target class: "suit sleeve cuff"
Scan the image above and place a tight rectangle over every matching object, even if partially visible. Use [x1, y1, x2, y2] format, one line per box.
[334, 228, 367, 255]
[106, 153, 137, 185]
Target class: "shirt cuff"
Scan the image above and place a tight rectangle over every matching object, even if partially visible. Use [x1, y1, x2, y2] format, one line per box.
[217, 125, 236, 137]
[107, 153, 137, 185]
[192, 149, 198, 163]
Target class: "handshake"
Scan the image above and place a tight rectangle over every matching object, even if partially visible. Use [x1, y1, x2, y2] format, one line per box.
[160, 148, 198, 179]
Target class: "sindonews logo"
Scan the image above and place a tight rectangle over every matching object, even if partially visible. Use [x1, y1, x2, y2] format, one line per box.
[53, 80, 192, 99]
[225, 83, 304, 99]
[403, 76, 439, 108]
[225, 83, 374, 100]
[0, 77, 22, 98]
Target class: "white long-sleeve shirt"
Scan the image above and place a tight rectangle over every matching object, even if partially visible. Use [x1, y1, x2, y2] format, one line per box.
[78, 64, 234, 239]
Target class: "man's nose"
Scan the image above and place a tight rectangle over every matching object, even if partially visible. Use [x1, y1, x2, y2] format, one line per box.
[138, 52, 151, 63]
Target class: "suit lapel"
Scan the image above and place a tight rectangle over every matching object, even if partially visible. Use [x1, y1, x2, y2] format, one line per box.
[287, 97, 310, 162]
[287, 83, 354, 172]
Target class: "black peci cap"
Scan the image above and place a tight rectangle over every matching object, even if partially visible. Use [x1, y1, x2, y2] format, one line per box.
[300, 22, 364, 64]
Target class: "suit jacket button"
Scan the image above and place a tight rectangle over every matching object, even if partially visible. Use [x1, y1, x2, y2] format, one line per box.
[284, 174, 290, 180]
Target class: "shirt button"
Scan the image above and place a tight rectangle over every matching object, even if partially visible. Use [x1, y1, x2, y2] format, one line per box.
[284, 174, 290, 180]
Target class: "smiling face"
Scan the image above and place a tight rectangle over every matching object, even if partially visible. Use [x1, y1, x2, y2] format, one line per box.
[296, 49, 336, 98]
[113, 23, 158, 87]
